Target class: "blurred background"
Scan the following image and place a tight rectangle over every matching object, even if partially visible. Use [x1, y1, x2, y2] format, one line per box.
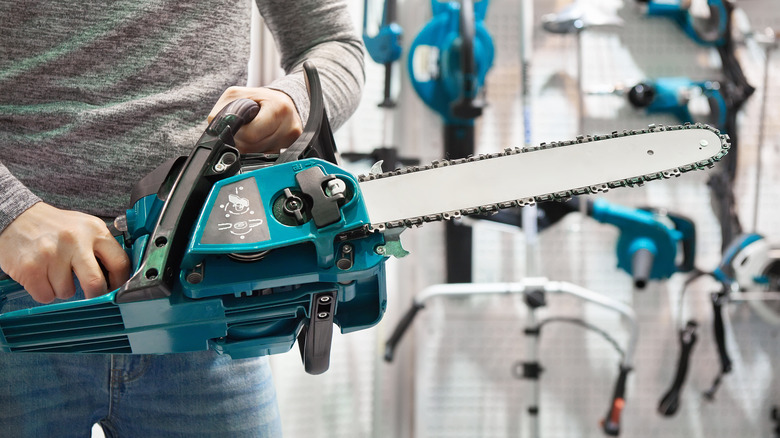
[259, 0, 780, 437]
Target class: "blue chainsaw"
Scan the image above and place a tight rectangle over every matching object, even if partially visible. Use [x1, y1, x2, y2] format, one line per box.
[0, 62, 729, 374]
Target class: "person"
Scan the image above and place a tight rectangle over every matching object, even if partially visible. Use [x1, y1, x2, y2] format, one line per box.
[0, 0, 364, 436]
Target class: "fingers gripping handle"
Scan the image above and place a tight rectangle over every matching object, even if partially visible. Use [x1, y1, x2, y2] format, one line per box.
[207, 98, 261, 139]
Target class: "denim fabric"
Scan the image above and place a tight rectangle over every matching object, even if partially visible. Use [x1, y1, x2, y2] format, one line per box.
[0, 290, 283, 438]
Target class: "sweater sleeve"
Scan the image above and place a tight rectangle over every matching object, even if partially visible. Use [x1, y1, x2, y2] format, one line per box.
[0, 163, 41, 234]
[255, 0, 365, 131]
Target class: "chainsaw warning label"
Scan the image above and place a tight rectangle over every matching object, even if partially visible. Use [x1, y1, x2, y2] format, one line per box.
[201, 179, 270, 245]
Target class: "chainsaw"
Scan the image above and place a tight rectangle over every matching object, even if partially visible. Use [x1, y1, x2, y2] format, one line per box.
[0, 62, 729, 374]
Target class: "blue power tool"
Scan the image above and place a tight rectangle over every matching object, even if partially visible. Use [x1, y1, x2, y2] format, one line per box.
[363, 0, 402, 66]
[407, 0, 494, 125]
[478, 197, 698, 289]
[591, 199, 697, 288]
[626, 77, 728, 131]
[0, 63, 388, 375]
[639, 0, 729, 46]
[363, 0, 402, 107]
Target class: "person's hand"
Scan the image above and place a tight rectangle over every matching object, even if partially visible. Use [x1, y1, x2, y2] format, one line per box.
[209, 87, 303, 154]
[0, 203, 131, 303]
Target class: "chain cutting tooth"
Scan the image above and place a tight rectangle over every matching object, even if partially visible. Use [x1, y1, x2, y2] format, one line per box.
[571, 187, 590, 196]
[667, 170, 681, 178]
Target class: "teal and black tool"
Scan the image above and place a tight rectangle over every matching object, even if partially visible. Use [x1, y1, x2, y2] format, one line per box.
[407, 0, 494, 127]
[482, 198, 697, 289]
[362, 0, 403, 107]
[626, 77, 727, 131]
[0, 63, 388, 375]
[591, 199, 697, 289]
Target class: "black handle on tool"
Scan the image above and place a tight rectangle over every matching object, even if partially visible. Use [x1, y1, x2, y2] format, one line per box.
[668, 213, 697, 273]
[298, 291, 337, 375]
[602, 365, 632, 436]
[115, 97, 256, 302]
[277, 61, 338, 165]
[450, 0, 484, 120]
[631, 247, 655, 289]
[384, 302, 425, 362]
[712, 292, 732, 375]
[703, 291, 732, 399]
[658, 320, 698, 416]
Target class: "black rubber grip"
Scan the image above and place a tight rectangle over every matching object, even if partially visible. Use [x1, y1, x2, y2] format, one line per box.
[384, 302, 425, 362]
[206, 98, 261, 138]
[602, 365, 632, 436]
[658, 321, 698, 416]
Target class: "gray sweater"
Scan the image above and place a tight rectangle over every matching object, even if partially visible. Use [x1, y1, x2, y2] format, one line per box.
[0, 0, 364, 231]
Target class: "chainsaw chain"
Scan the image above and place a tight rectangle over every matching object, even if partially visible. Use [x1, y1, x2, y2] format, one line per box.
[357, 123, 730, 232]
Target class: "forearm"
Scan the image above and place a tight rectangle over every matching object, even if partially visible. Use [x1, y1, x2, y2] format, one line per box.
[255, 0, 365, 130]
[0, 162, 41, 234]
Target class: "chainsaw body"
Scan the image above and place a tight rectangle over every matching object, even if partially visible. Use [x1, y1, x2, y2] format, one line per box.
[0, 63, 388, 375]
[0, 158, 388, 369]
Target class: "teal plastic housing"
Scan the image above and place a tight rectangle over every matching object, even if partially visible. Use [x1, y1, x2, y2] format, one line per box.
[407, 0, 494, 125]
[0, 158, 388, 359]
[646, 0, 728, 46]
[592, 199, 694, 282]
[641, 77, 727, 131]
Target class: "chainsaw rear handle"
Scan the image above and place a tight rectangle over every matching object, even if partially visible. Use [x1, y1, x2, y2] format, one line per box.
[384, 301, 425, 361]
[658, 320, 698, 416]
[602, 365, 632, 436]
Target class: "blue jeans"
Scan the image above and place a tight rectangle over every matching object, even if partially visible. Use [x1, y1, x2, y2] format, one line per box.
[0, 289, 283, 438]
